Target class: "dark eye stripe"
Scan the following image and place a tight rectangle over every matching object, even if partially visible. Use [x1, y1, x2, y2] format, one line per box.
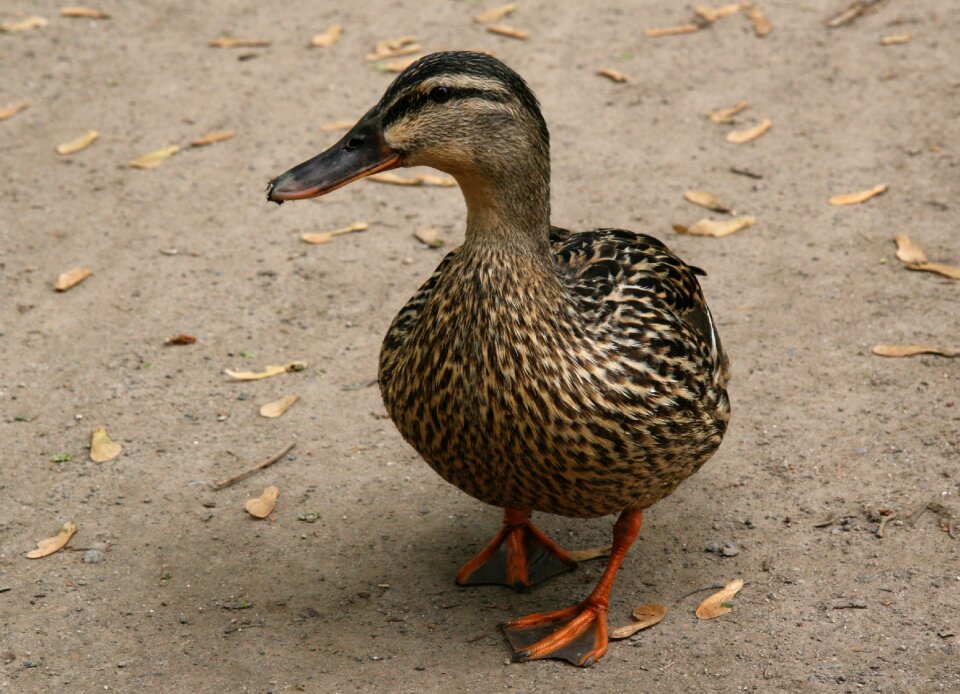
[381, 87, 508, 128]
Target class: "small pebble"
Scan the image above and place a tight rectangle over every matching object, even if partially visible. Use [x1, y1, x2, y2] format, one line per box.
[721, 542, 741, 557]
[83, 549, 105, 564]
[179, 613, 190, 624]
[705, 541, 721, 554]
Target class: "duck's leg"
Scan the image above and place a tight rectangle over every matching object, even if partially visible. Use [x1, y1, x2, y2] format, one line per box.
[501, 509, 643, 667]
[456, 508, 578, 591]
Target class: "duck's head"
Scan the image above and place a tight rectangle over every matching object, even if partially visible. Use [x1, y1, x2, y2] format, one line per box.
[266, 51, 550, 207]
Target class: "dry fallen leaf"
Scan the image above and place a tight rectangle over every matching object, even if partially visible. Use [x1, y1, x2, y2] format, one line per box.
[56, 130, 99, 155]
[367, 172, 455, 187]
[828, 184, 887, 206]
[414, 228, 444, 248]
[164, 334, 197, 346]
[879, 33, 911, 46]
[0, 99, 32, 121]
[567, 544, 613, 562]
[129, 145, 180, 169]
[872, 344, 958, 358]
[367, 36, 419, 61]
[474, 3, 517, 24]
[746, 6, 773, 36]
[487, 25, 529, 40]
[419, 173, 457, 187]
[1, 16, 48, 33]
[379, 56, 421, 73]
[907, 262, 960, 281]
[694, 3, 750, 23]
[894, 234, 927, 264]
[684, 190, 732, 213]
[726, 119, 772, 144]
[696, 578, 744, 619]
[610, 603, 668, 639]
[90, 426, 122, 463]
[301, 222, 369, 245]
[54, 267, 93, 291]
[644, 24, 701, 38]
[310, 24, 342, 48]
[826, 0, 883, 28]
[26, 522, 77, 559]
[708, 101, 749, 123]
[224, 361, 307, 381]
[680, 216, 755, 238]
[321, 119, 355, 132]
[61, 7, 111, 19]
[245, 486, 279, 519]
[209, 37, 271, 48]
[597, 69, 628, 83]
[260, 395, 300, 418]
[190, 130, 236, 147]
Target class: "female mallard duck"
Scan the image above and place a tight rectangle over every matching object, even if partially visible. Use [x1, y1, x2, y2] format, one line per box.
[267, 51, 730, 667]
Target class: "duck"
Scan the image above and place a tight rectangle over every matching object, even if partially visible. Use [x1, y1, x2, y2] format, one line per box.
[267, 51, 731, 667]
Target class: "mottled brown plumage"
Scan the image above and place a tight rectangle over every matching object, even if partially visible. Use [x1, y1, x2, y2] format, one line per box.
[267, 51, 730, 667]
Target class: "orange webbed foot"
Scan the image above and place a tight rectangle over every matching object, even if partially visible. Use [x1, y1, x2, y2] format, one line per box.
[502, 601, 608, 667]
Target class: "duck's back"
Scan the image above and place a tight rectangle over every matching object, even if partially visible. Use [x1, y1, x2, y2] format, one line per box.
[379, 227, 730, 517]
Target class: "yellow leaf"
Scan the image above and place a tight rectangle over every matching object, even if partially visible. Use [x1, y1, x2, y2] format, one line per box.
[310, 24, 342, 48]
[487, 25, 529, 39]
[190, 130, 236, 147]
[367, 36, 419, 61]
[321, 120, 355, 132]
[879, 33, 911, 46]
[54, 267, 93, 291]
[906, 262, 960, 281]
[893, 234, 927, 264]
[707, 101, 749, 123]
[209, 37, 271, 48]
[224, 361, 307, 381]
[696, 578, 744, 619]
[56, 130, 99, 155]
[644, 24, 701, 37]
[694, 3, 750, 23]
[746, 7, 773, 37]
[684, 190, 732, 213]
[0, 99, 32, 121]
[597, 69, 628, 83]
[301, 222, 369, 245]
[726, 119, 772, 144]
[61, 7, 111, 19]
[828, 184, 887, 206]
[368, 172, 423, 186]
[610, 603, 668, 639]
[473, 3, 517, 24]
[259, 394, 300, 418]
[90, 426, 122, 463]
[414, 228, 444, 248]
[419, 173, 457, 187]
[1, 16, 48, 33]
[245, 486, 279, 518]
[26, 522, 77, 559]
[684, 216, 755, 238]
[872, 344, 958, 358]
[129, 145, 180, 169]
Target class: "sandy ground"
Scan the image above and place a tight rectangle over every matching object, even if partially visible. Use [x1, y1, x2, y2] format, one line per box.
[2, 1, 959, 692]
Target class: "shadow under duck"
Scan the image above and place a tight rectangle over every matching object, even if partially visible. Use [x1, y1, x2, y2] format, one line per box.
[267, 51, 730, 667]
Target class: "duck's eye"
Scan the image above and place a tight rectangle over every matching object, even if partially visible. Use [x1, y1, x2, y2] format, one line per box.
[429, 86, 452, 103]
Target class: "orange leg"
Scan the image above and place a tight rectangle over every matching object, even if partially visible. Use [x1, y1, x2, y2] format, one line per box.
[456, 508, 578, 591]
[502, 509, 643, 667]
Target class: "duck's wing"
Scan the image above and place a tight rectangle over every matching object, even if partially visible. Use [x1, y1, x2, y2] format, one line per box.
[551, 227, 729, 386]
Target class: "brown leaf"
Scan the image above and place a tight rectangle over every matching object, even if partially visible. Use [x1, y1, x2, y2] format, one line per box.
[597, 69, 628, 83]
[61, 7, 111, 19]
[0, 16, 48, 33]
[828, 184, 887, 206]
[245, 486, 279, 518]
[321, 119, 355, 132]
[164, 334, 197, 346]
[209, 37, 271, 48]
[368, 172, 455, 187]
[726, 119, 772, 144]
[367, 36, 419, 60]
[610, 603, 668, 639]
[696, 578, 744, 619]
[486, 25, 529, 40]
[129, 145, 180, 169]
[684, 216, 755, 238]
[893, 234, 928, 264]
[419, 173, 457, 187]
[694, 3, 750, 23]
[880, 33, 911, 46]
[0, 99, 31, 121]
[567, 544, 613, 562]
[90, 426, 122, 463]
[190, 130, 236, 147]
[26, 522, 77, 559]
[310, 24, 342, 48]
[708, 101, 749, 123]
[56, 130, 99, 155]
[54, 267, 93, 291]
[414, 228, 444, 248]
[225, 361, 307, 381]
[746, 7, 773, 36]
[301, 222, 369, 245]
[259, 395, 300, 418]
[872, 344, 958, 358]
[907, 262, 960, 281]
[826, 0, 883, 29]
[684, 190, 732, 213]
[473, 3, 518, 24]
[644, 24, 701, 37]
